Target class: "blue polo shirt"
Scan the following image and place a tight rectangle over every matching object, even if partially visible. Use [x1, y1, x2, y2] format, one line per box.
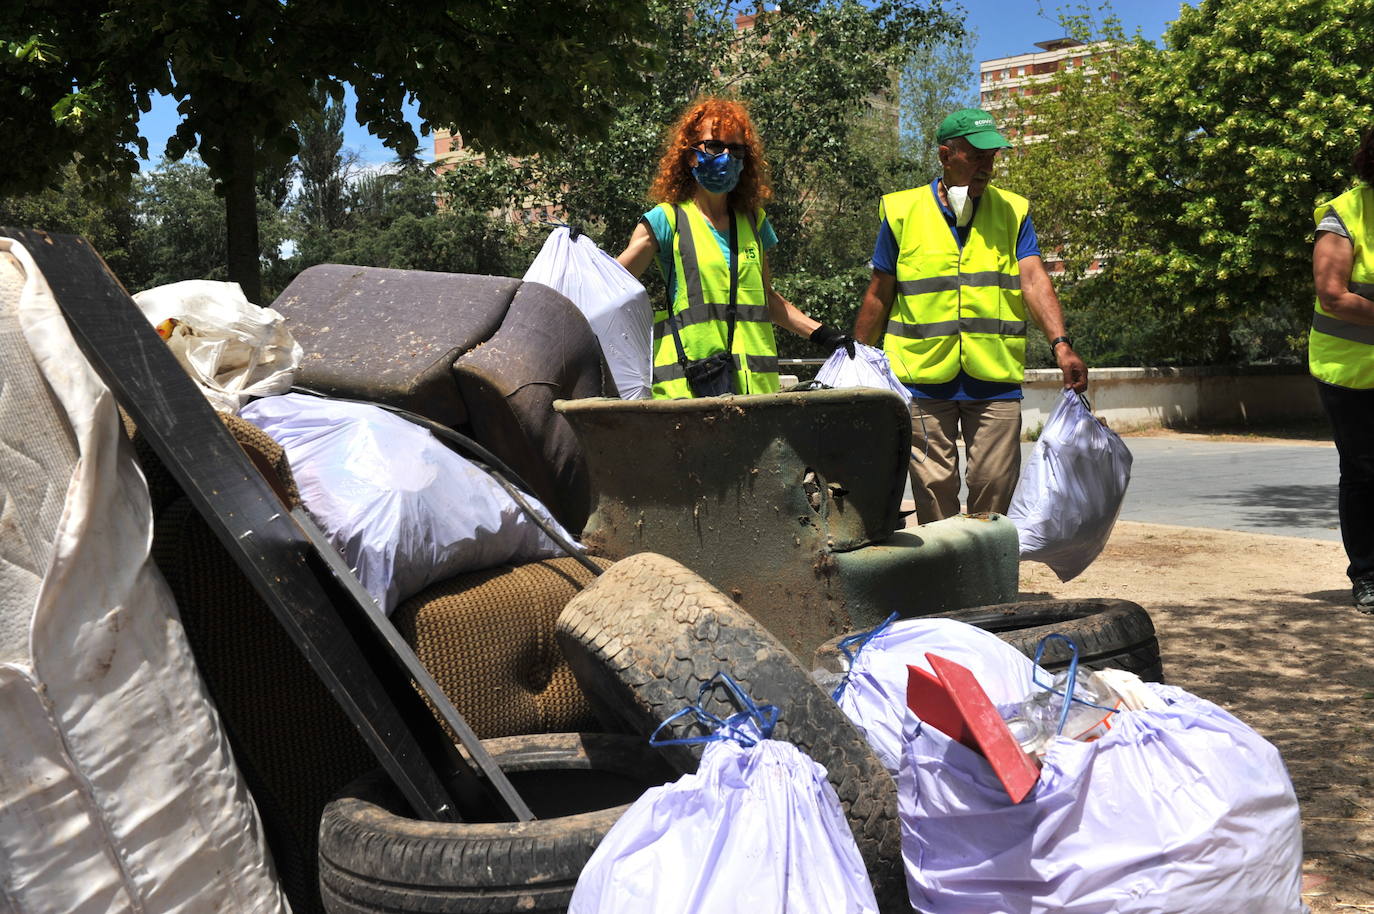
[871, 179, 1041, 401]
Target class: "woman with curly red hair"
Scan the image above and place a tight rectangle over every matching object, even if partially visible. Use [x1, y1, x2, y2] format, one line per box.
[618, 96, 853, 399]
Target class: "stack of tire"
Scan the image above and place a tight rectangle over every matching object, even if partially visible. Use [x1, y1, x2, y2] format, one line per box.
[317, 555, 1163, 914]
[318, 552, 909, 913]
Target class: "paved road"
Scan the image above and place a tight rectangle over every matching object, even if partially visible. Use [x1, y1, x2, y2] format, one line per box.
[915, 437, 1343, 542]
[1104, 438, 1341, 542]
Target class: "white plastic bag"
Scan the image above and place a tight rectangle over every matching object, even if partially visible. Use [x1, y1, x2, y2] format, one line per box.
[814, 341, 910, 400]
[523, 226, 653, 399]
[570, 677, 879, 914]
[240, 393, 575, 614]
[899, 682, 1306, 914]
[133, 280, 302, 413]
[1009, 388, 1132, 581]
[833, 617, 1040, 775]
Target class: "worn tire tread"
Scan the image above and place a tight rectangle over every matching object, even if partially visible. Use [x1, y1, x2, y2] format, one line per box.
[317, 733, 660, 914]
[554, 553, 906, 913]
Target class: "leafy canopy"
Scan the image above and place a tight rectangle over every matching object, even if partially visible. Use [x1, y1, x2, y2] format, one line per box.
[1106, 0, 1374, 363]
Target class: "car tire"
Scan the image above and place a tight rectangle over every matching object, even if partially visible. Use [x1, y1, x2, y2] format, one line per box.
[932, 598, 1164, 682]
[317, 732, 673, 914]
[554, 552, 907, 913]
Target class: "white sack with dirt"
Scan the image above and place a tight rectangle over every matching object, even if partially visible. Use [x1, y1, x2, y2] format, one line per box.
[242, 393, 575, 614]
[523, 226, 653, 399]
[0, 239, 288, 913]
[133, 279, 302, 412]
[900, 681, 1305, 914]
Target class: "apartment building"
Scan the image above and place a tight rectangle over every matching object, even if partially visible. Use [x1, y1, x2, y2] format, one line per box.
[979, 38, 1110, 275]
[979, 37, 1107, 140]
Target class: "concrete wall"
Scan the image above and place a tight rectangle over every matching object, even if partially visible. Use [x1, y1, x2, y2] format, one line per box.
[1021, 367, 1323, 432]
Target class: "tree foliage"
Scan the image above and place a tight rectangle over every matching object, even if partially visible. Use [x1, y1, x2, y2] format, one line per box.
[528, 0, 962, 356]
[2, 0, 658, 301]
[1105, 0, 1374, 364]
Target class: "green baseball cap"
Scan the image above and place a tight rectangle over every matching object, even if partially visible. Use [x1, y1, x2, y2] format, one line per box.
[936, 108, 1011, 150]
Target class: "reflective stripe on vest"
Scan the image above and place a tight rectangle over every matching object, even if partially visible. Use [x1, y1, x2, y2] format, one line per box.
[1310, 185, 1374, 390]
[881, 184, 1029, 385]
[651, 200, 780, 399]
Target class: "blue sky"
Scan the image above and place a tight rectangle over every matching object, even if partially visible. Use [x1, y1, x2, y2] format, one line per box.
[133, 1, 1184, 169]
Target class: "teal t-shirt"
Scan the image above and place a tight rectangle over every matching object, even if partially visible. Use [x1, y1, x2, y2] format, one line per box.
[641, 206, 779, 306]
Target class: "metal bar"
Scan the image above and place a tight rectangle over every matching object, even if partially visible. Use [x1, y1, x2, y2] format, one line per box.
[292, 508, 533, 821]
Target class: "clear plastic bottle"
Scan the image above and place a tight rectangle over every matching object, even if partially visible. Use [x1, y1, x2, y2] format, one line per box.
[1004, 671, 1123, 758]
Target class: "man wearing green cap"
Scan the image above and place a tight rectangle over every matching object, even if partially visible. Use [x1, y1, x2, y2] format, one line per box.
[852, 107, 1087, 524]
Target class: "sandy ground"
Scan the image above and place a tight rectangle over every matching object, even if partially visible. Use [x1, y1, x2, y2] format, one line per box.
[1019, 518, 1374, 910]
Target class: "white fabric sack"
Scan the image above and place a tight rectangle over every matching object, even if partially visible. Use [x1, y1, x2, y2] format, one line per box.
[0, 239, 288, 913]
[900, 682, 1305, 914]
[524, 226, 653, 399]
[133, 279, 302, 413]
[834, 618, 1040, 775]
[241, 393, 575, 614]
[1009, 388, 1132, 581]
[814, 341, 910, 400]
[569, 738, 879, 914]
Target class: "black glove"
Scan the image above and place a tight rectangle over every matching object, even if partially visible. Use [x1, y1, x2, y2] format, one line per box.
[810, 324, 856, 359]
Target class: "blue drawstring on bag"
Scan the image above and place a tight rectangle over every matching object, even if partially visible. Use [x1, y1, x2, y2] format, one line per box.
[1030, 634, 1119, 736]
[649, 671, 779, 748]
[830, 612, 900, 702]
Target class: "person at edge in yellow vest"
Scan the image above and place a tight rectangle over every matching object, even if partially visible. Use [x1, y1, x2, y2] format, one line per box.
[618, 96, 855, 399]
[851, 108, 1088, 524]
[1311, 125, 1374, 613]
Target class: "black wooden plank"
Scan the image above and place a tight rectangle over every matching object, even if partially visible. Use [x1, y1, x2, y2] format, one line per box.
[5, 228, 523, 823]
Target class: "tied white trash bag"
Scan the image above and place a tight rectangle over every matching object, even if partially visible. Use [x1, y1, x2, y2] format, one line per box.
[570, 674, 879, 914]
[133, 280, 302, 413]
[241, 393, 575, 614]
[831, 616, 1040, 775]
[523, 226, 653, 399]
[814, 340, 910, 400]
[899, 681, 1305, 914]
[1009, 388, 1132, 581]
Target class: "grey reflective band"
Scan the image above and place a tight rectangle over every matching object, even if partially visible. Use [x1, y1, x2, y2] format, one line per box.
[896, 271, 1021, 297]
[746, 354, 780, 374]
[674, 205, 706, 313]
[885, 316, 1027, 340]
[1350, 280, 1374, 299]
[652, 352, 779, 382]
[1313, 311, 1374, 346]
[896, 276, 960, 296]
[653, 302, 770, 339]
[885, 318, 959, 340]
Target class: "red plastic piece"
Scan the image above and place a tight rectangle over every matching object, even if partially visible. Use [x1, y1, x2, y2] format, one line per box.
[906, 653, 1042, 804]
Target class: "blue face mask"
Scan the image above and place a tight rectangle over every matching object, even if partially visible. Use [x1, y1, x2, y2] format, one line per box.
[691, 150, 744, 194]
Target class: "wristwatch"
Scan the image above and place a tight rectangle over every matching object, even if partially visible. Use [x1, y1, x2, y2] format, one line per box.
[1049, 336, 1072, 350]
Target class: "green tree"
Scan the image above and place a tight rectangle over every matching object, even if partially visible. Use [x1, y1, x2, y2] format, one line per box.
[994, 6, 1143, 365]
[1105, 0, 1374, 364]
[898, 28, 978, 180]
[131, 158, 293, 297]
[2, 0, 658, 302]
[527, 0, 961, 356]
[0, 164, 139, 285]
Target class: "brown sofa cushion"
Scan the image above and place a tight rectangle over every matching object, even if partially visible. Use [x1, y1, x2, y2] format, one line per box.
[393, 555, 612, 740]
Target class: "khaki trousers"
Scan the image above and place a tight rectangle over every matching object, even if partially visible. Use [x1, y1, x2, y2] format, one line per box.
[908, 398, 1022, 524]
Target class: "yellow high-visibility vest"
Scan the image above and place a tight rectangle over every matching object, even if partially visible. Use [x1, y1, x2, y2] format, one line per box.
[651, 200, 780, 399]
[881, 183, 1029, 384]
[1310, 184, 1374, 390]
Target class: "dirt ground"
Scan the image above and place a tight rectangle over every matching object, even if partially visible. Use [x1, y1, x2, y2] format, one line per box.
[1017, 428, 1374, 909]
